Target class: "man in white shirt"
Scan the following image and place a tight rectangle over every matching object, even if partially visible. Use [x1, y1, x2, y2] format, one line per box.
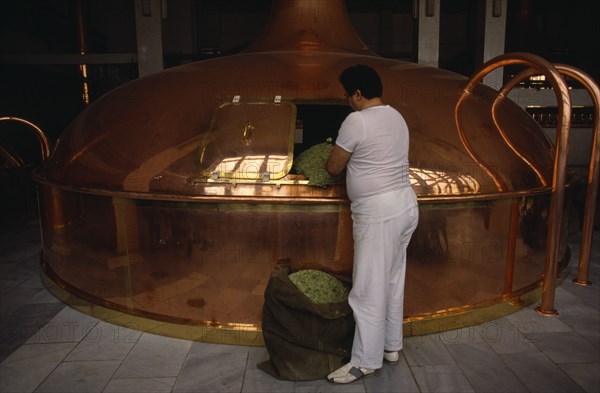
[326, 64, 419, 384]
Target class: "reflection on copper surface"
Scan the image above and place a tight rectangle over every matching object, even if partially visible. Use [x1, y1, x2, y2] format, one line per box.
[213, 155, 289, 180]
[198, 165, 482, 196]
[491, 98, 549, 187]
[454, 92, 507, 192]
[409, 167, 480, 195]
[502, 200, 520, 301]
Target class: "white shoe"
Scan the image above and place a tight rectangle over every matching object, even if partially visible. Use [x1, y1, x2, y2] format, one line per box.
[327, 362, 375, 384]
[384, 350, 399, 364]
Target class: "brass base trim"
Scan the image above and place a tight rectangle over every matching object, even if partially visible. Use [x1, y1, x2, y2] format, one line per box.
[40, 250, 571, 346]
[40, 271, 265, 346]
[402, 289, 541, 337]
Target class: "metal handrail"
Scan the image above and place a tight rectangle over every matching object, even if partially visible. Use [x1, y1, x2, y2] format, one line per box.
[558, 67, 599, 287]
[457, 52, 572, 316]
[499, 64, 599, 288]
[0, 116, 51, 162]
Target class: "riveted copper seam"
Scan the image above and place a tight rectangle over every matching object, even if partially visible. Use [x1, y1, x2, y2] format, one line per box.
[459, 52, 572, 316]
[0, 116, 51, 161]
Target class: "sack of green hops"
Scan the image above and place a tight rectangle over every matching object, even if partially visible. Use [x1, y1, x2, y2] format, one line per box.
[288, 269, 349, 305]
[294, 138, 344, 186]
[258, 263, 354, 381]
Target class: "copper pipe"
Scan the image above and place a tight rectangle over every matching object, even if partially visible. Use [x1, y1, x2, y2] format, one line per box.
[499, 65, 599, 287]
[0, 145, 23, 167]
[556, 66, 599, 287]
[459, 52, 572, 316]
[0, 116, 51, 161]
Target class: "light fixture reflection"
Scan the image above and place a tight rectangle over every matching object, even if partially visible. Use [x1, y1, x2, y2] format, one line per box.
[215, 155, 290, 179]
[409, 167, 480, 195]
[210, 157, 480, 194]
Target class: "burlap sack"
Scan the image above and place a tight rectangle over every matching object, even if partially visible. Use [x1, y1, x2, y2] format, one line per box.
[258, 263, 355, 381]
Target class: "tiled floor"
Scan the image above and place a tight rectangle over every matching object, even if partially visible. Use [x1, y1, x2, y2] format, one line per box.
[1, 217, 598, 393]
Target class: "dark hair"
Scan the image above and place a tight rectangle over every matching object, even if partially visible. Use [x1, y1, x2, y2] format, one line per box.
[339, 64, 383, 99]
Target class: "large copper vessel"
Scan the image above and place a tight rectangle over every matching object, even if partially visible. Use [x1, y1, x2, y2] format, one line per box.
[36, 0, 572, 342]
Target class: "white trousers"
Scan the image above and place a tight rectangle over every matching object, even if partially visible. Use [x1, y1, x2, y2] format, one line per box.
[348, 187, 419, 369]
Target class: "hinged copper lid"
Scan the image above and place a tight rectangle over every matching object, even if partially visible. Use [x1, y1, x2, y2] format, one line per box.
[199, 100, 297, 180]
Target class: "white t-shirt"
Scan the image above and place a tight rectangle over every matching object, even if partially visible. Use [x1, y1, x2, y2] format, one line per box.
[335, 105, 411, 203]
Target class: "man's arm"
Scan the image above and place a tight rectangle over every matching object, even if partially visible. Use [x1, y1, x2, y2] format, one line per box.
[326, 144, 351, 176]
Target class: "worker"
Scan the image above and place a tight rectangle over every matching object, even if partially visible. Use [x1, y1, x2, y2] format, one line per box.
[325, 64, 419, 384]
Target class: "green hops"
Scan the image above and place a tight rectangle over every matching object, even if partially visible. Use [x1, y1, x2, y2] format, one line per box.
[294, 139, 344, 186]
[288, 269, 350, 304]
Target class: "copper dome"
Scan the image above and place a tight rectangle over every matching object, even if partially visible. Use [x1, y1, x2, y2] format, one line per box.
[41, 0, 554, 198]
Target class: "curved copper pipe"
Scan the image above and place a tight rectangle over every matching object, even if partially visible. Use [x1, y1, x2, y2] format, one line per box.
[499, 64, 599, 287]
[0, 145, 24, 167]
[556, 66, 599, 287]
[458, 52, 572, 316]
[0, 116, 51, 161]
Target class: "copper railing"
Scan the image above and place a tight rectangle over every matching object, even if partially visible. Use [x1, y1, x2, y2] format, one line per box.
[0, 116, 51, 162]
[457, 52, 573, 316]
[552, 66, 599, 288]
[500, 65, 599, 288]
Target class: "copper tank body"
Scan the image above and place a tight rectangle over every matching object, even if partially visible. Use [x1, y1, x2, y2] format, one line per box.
[36, 0, 570, 341]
